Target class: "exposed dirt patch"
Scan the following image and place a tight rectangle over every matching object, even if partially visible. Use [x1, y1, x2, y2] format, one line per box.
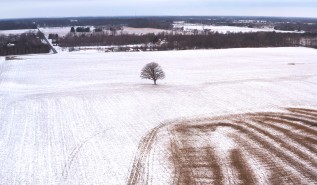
[127, 108, 317, 185]
[5, 56, 23, 61]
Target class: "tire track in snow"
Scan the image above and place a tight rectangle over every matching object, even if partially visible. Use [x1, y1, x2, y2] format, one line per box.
[127, 123, 167, 185]
[60, 128, 112, 184]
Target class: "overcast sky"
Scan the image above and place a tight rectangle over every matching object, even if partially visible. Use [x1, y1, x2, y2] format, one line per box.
[1, 0, 317, 19]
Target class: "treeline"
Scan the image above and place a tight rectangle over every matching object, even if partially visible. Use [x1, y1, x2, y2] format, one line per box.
[0, 17, 173, 30]
[58, 32, 317, 50]
[59, 33, 158, 47]
[274, 23, 317, 32]
[127, 18, 172, 29]
[0, 32, 50, 56]
[72, 27, 91, 32]
[0, 20, 37, 30]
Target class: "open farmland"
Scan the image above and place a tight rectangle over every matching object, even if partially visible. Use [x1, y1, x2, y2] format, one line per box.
[0, 47, 317, 184]
[172, 23, 302, 33]
[38, 27, 169, 37]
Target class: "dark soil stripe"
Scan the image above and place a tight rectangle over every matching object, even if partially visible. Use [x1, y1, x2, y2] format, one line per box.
[256, 114, 317, 136]
[231, 134, 303, 185]
[251, 116, 317, 153]
[230, 149, 256, 185]
[215, 123, 317, 182]
[170, 126, 223, 185]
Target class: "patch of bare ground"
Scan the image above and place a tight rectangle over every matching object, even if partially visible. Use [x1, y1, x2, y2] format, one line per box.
[127, 108, 317, 185]
[230, 149, 256, 184]
[5, 56, 23, 61]
[169, 124, 224, 185]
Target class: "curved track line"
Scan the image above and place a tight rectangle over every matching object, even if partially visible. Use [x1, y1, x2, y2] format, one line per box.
[60, 128, 111, 184]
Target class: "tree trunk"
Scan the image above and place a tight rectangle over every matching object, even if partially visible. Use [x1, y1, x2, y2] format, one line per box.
[154, 80, 157, 85]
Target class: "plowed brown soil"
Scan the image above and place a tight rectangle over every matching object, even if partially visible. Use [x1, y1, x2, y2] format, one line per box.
[127, 108, 317, 185]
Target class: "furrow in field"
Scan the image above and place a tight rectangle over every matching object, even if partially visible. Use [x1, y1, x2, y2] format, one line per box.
[230, 134, 303, 185]
[269, 113, 317, 127]
[128, 108, 317, 185]
[234, 119, 317, 169]
[255, 113, 317, 137]
[287, 108, 317, 117]
[229, 149, 257, 185]
[169, 124, 224, 185]
[235, 122, 317, 182]
[250, 116, 317, 154]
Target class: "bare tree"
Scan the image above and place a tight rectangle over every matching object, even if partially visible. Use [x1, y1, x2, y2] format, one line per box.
[140, 62, 165, 85]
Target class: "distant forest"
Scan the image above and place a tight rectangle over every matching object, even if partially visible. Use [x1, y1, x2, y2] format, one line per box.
[1, 16, 317, 32]
[0, 17, 173, 30]
[59, 32, 317, 50]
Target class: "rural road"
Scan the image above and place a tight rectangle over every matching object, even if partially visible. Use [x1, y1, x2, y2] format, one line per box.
[37, 28, 58, 54]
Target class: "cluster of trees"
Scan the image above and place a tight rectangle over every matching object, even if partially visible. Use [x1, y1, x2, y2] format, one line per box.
[274, 23, 317, 32]
[94, 28, 103, 32]
[59, 32, 160, 47]
[59, 31, 317, 50]
[48, 34, 59, 45]
[48, 34, 59, 39]
[128, 18, 172, 29]
[0, 32, 50, 56]
[70, 27, 91, 32]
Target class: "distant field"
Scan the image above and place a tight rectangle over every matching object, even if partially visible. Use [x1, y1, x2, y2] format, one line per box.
[0, 27, 168, 37]
[122, 27, 168, 35]
[0, 47, 316, 184]
[0, 29, 37, 35]
[173, 23, 303, 33]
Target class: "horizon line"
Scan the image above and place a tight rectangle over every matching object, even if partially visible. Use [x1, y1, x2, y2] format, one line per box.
[1, 15, 317, 21]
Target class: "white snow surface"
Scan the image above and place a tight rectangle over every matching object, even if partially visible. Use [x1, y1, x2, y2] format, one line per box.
[0, 47, 317, 184]
[37, 26, 168, 37]
[39, 27, 72, 37]
[0, 29, 38, 35]
[122, 27, 168, 35]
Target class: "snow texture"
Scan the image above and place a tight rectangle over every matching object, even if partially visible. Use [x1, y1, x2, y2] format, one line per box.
[0, 29, 38, 35]
[0, 47, 317, 184]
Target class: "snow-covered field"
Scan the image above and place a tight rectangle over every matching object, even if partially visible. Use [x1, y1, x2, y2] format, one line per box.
[122, 27, 168, 35]
[0, 47, 317, 184]
[173, 23, 302, 33]
[0, 29, 38, 35]
[0, 27, 167, 37]
[39, 27, 72, 37]
[38, 26, 168, 37]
